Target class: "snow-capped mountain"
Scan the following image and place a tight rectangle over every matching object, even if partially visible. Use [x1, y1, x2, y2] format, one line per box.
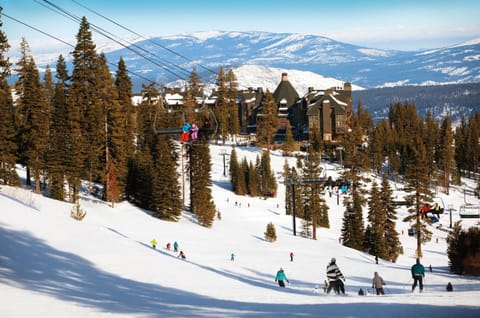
[104, 31, 480, 90]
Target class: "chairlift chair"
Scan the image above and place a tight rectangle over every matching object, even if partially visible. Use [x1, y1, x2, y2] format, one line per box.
[153, 97, 218, 140]
[459, 204, 480, 219]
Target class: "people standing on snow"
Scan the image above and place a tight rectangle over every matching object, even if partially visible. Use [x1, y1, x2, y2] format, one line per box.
[275, 268, 289, 288]
[230, 252, 235, 261]
[290, 251, 294, 262]
[150, 238, 157, 249]
[372, 272, 385, 295]
[166, 242, 171, 251]
[411, 258, 425, 292]
[326, 257, 345, 294]
[178, 250, 186, 259]
[173, 241, 179, 252]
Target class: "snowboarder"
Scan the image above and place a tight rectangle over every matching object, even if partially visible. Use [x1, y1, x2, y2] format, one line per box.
[173, 241, 179, 252]
[275, 268, 289, 288]
[178, 250, 186, 259]
[372, 271, 385, 295]
[326, 257, 345, 294]
[411, 258, 425, 292]
[190, 123, 199, 141]
[290, 251, 294, 262]
[150, 238, 157, 249]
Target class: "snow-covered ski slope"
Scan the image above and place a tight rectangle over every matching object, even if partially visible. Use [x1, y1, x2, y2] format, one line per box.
[1, 143, 479, 318]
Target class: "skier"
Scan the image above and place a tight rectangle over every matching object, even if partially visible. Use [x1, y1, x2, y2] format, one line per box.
[290, 251, 294, 262]
[173, 241, 179, 252]
[275, 268, 289, 288]
[150, 238, 157, 249]
[446, 282, 453, 292]
[178, 250, 186, 259]
[190, 123, 199, 141]
[180, 122, 191, 142]
[230, 252, 235, 261]
[411, 258, 425, 292]
[372, 271, 385, 295]
[326, 257, 345, 294]
[166, 242, 171, 251]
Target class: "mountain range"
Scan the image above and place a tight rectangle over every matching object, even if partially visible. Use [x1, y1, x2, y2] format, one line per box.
[103, 31, 480, 91]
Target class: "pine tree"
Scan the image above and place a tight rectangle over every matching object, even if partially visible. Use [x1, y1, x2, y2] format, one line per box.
[236, 157, 248, 195]
[214, 67, 228, 143]
[301, 148, 327, 239]
[381, 173, 402, 262]
[151, 136, 182, 220]
[47, 55, 70, 200]
[229, 147, 239, 192]
[257, 90, 278, 150]
[403, 121, 433, 259]
[68, 16, 98, 202]
[114, 57, 135, 188]
[264, 222, 277, 242]
[190, 141, 216, 227]
[15, 38, 49, 194]
[225, 69, 239, 138]
[340, 106, 368, 250]
[366, 181, 388, 258]
[0, 13, 20, 186]
[438, 115, 455, 194]
[259, 150, 277, 196]
[247, 160, 260, 196]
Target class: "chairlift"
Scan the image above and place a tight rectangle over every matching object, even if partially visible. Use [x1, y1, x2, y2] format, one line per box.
[153, 97, 218, 140]
[459, 204, 480, 219]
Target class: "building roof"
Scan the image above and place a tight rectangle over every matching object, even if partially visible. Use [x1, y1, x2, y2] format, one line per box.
[272, 73, 299, 108]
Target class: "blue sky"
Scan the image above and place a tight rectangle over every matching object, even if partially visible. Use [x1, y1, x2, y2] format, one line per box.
[2, 0, 479, 55]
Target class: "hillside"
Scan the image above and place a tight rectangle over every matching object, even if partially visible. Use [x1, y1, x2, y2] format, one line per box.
[352, 82, 480, 124]
[1, 143, 480, 318]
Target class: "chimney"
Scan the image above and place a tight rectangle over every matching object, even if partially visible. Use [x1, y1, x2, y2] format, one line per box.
[344, 82, 352, 91]
[281, 72, 288, 81]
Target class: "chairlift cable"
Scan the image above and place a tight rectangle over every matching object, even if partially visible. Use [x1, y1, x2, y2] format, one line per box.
[70, 0, 218, 76]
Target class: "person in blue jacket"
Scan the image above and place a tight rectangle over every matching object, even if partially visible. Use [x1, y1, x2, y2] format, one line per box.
[411, 258, 425, 292]
[180, 122, 191, 142]
[275, 268, 289, 287]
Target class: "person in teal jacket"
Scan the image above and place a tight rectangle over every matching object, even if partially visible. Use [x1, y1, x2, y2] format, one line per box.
[411, 258, 425, 292]
[275, 268, 289, 287]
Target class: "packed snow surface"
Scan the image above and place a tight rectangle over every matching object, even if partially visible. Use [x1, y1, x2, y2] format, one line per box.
[1, 143, 479, 318]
